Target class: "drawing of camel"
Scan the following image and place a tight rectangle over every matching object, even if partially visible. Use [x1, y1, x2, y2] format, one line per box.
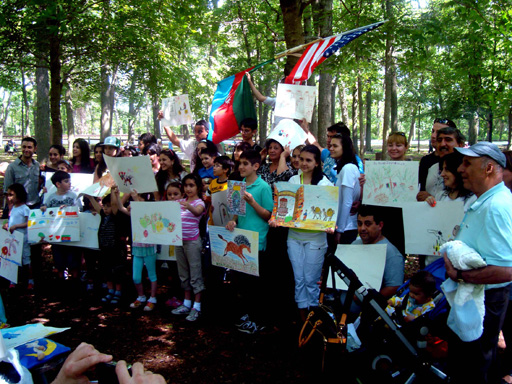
[218, 234, 251, 265]
[310, 206, 322, 220]
[321, 208, 335, 221]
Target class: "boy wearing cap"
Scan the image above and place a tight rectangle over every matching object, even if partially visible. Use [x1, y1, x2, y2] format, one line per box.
[102, 136, 121, 157]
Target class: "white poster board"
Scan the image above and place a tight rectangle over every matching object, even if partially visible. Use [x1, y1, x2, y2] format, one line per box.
[327, 244, 387, 290]
[130, 201, 183, 246]
[44, 172, 94, 204]
[211, 190, 233, 227]
[266, 119, 307, 152]
[0, 229, 24, 283]
[156, 245, 176, 261]
[27, 207, 80, 244]
[401, 201, 464, 256]
[209, 226, 259, 276]
[161, 95, 194, 127]
[61, 212, 100, 250]
[363, 161, 419, 205]
[79, 182, 110, 198]
[104, 155, 158, 194]
[275, 83, 317, 122]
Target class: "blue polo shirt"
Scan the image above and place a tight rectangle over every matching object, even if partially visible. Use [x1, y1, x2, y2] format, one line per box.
[237, 176, 274, 251]
[321, 148, 364, 183]
[456, 182, 512, 289]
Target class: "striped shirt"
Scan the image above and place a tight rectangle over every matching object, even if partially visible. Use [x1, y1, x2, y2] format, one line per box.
[179, 198, 205, 241]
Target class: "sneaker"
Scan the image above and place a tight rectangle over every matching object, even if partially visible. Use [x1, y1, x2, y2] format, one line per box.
[143, 302, 155, 312]
[186, 308, 200, 322]
[171, 305, 191, 315]
[130, 300, 144, 309]
[238, 321, 265, 334]
[235, 314, 250, 328]
[101, 293, 113, 303]
[110, 294, 122, 305]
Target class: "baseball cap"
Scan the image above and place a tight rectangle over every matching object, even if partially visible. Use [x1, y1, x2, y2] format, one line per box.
[455, 141, 506, 168]
[102, 136, 121, 148]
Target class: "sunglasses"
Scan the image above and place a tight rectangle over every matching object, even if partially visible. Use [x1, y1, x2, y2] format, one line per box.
[434, 118, 456, 128]
[388, 132, 406, 137]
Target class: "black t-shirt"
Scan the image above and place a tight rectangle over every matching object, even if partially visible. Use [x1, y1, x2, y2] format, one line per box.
[418, 152, 439, 191]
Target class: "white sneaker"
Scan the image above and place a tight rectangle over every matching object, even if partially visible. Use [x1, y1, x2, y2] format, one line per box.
[186, 308, 200, 322]
[171, 305, 191, 315]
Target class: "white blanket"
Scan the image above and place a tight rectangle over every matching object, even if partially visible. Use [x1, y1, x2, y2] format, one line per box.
[440, 240, 487, 342]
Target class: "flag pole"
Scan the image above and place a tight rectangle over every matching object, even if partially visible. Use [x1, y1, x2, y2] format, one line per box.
[274, 38, 324, 60]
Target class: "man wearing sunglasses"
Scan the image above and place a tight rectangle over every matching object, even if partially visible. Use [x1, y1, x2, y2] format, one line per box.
[417, 118, 457, 201]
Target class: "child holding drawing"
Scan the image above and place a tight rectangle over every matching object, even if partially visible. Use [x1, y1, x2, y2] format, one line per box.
[171, 174, 206, 322]
[271, 145, 333, 322]
[3, 183, 32, 290]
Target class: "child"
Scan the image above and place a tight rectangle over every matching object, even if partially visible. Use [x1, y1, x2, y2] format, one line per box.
[171, 174, 206, 322]
[226, 149, 273, 333]
[206, 156, 233, 225]
[166, 182, 183, 201]
[42, 171, 82, 283]
[85, 189, 126, 305]
[115, 189, 158, 312]
[3, 183, 32, 289]
[386, 270, 436, 322]
[55, 160, 73, 173]
[198, 147, 217, 182]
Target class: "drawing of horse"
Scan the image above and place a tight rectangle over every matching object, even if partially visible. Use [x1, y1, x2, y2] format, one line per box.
[218, 234, 251, 265]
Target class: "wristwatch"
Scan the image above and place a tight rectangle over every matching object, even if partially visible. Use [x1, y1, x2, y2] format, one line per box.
[456, 269, 464, 283]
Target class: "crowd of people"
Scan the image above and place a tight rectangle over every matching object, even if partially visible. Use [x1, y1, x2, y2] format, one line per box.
[1, 110, 512, 383]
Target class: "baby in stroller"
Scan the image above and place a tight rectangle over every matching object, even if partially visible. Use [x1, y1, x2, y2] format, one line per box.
[386, 270, 436, 323]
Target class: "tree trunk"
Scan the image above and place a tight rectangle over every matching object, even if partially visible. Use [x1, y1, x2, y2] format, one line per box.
[468, 112, 479, 146]
[64, 82, 75, 156]
[152, 93, 161, 139]
[486, 110, 493, 142]
[127, 69, 141, 145]
[357, 74, 364, 157]
[279, 0, 306, 76]
[338, 81, 349, 125]
[100, 64, 118, 140]
[390, 66, 398, 132]
[0, 91, 12, 136]
[351, 84, 358, 149]
[365, 85, 372, 152]
[35, 61, 51, 162]
[408, 105, 417, 148]
[382, 0, 395, 155]
[331, 80, 337, 123]
[508, 106, 512, 150]
[49, 34, 63, 145]
[307, 76, 318, 141]
[21, 68, 30, 136]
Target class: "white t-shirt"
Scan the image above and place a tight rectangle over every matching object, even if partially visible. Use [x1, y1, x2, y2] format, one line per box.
[9, 204, 30, 258]
[425, 163, 444, 198]
[335, 163, 361, 233]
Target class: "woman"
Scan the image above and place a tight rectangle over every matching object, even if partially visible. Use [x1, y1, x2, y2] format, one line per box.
[93, 143, 104, 165]
[147, 143, 161, 174]
[291, 144, 305, 170]
[70, 139, 95, 173]
[258, 139, 297, 191]
[387, 132, 408, 161]
[282, 145, 332, 321]
[93, 137, 121, 183]
[44, 144, 67, 172]
[329, 134, 360, 244]
[155, 149, 187, 200]
[229, 141, 251, 181]
[426, 151, 476, 212]
[122, 145, 138, 157]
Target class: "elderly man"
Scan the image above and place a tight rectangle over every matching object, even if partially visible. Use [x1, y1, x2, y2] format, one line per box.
[444, 141, 512, 384]
[417, 125, 465, 201]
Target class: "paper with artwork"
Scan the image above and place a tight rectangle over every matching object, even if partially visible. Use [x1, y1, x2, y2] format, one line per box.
[160, 94, 194, 127]
[130, 201, 182, 246]
[274, 83, 317, 123]
[227, 181, 246, 216]
[103, 155, 158, 194]
[270, 182, 339, 231]
[0, 229, 24, 283]
[27, 207, 80, 244]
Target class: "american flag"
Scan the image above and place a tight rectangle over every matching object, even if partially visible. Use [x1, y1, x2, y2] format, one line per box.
[284, 21, 386, 85]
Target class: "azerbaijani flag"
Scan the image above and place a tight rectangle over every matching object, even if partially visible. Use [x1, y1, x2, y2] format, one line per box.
[208, 60, 273, 144]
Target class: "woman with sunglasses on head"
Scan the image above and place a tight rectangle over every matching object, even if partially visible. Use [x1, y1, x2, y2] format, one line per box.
[154, 149, 187, 201]
[386, 132, 409, 161]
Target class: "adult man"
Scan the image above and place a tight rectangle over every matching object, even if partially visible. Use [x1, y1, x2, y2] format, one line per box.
[417, 125, 465, 201]
[163, 119, 223, 171]
[417, 118, 457, 200]
[138, 133, 157, 155]
[444, 141, 512, 384]
[3, 137, 41, 209]
[352, 205, 404, 299]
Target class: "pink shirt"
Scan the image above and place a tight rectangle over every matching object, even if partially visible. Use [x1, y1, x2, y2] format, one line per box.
[179, 198, 205, 241]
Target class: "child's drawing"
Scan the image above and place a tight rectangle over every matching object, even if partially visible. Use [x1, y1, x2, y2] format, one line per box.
[227, 181, 246, 216]
[62, 212, 101, 250]
[0, 229, 23, 283]
[209, 226, 259, 276]
[211, 190, 233, 226]
[275, 83, 317, 123]
[271, 182, 339, 231]
[27, 207, 80, 244]
[131, 201, 182, 246]
[401, 201, 464, 256]
[104, 155, 158, 194]
[363, 161, 419, 205]
[160, 95, 194, 127]
[267, 119, 307, 151]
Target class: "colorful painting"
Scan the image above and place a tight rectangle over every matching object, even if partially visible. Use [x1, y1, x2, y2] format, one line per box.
[266, 119, 308, 152]
[363, 161, 419, 206]
[209, 226, 259, 276]
[104, 155, 158, 194]
[0, 229, 23, 283]
[270, 182, 339, 231]
[44, 172, 94, 203]
[211, 189, 234, 226]
[130, 201, 182, 246]
[27, 207, 80, 244]
[275, 83, 317, 123]
[401, 201, 465, 256]
[160, 95, 194, 127]
[61, 212, 100, 250]
[1, 323, 70, 350]
[227, 181, 246, 216]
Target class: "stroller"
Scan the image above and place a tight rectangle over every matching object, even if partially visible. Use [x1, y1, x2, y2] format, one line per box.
[299, 254, 450, 383]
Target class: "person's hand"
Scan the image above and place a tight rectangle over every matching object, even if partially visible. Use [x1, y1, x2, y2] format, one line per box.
[358, 174, 366, 189]
[426, 195, 436, 207]
[157, 110, 164, 120]
[226, 221, 237, 231]
[268, 219, 278, 228]
[350, 200, 361, 215]
[51, 342, 112, 384]
[8, 225, 16, 234]
[40, 205, 47, 213]
[116, 361, 165, 384]
[416, 191, 430, 202]
[260, 147, 267, 159]
[334, 231, 342, 244]
[40, 164, 46, 171]
[325, 227, 335, 234]
[443, 253, 458, 281]
[242, 191, 255, 206]
[300, 118, 310, 133]
[246, 72, 253, 84]
[282, 145, 291, 159]
[42, 186, 48, 194]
